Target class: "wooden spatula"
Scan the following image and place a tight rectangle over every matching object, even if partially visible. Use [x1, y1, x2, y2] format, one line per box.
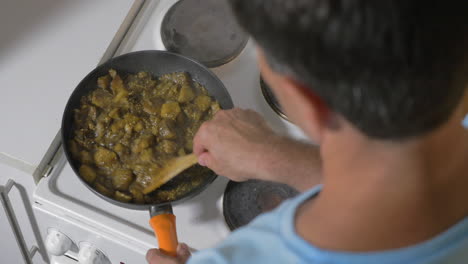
[142, 154, 199, 194]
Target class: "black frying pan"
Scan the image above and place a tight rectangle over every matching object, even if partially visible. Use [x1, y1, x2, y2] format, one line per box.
[62, 50, 233, 256]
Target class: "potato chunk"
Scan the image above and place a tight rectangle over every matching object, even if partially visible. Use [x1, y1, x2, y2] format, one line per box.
[109, 69, 117, 78]
[108, 108, 120, 119]
[112, 169, 134, 191]
[110, 72, 129, 104]
[159, 120, 176, 139]
[142, 98, 163, 115]
[161, 101, 181, 119]
[79, 165, 97, 183]
[178, 148, 186, 156]
[140, 148, 154, 162]
[160, 140, 178, 154]
[69, 140, 80, 160]
[95, 182, 114, 197]
[129, 183, 145, 204]
[178, 85, 195, 103]
[114, 191, 132, 202]
[91, 89, 113, 108]
[132, 135, 154, 154]
[185, 138, 194, 152]
[97, 75, 111, 89]
[79, 150, 93, 165]
[134, 121, 145, 132]
[210, 102, 221, 114]
[194, 95, 212, 112]
[94, 147, 118, 167]
[183, 104, 202, 121]
[113, 143, 129, 160]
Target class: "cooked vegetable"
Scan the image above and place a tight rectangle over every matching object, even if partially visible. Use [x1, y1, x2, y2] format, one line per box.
[129, 183, 145, 204]
[161, 101, 181, 120]
[160, 140, 178, 154]
[94, 182, 114, 197]
[194, 95, 212, 112]
[159, 120, 176, 139]
[79, 165, 97, 183]
[94, 147, 118, 167]
[97, 75, 111, 89]
[114, 191, 132, 202]
[70, 69, 219, 204]
[178, 85, 195, 103]
[91, 89, 113, 108]
[183, 104, 202, 121]
[79, 151, 93, 165]
[112, 169, 134, 191]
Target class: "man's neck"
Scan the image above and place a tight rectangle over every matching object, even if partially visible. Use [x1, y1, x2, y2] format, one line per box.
[296, 109, 468, 252]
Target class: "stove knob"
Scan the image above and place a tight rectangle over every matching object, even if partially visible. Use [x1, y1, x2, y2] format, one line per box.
[78, 242, 110, 264]
[45, 229, 73, 256]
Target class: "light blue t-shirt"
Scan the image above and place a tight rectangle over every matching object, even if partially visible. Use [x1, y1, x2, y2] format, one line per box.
[188, 185, 468, 264]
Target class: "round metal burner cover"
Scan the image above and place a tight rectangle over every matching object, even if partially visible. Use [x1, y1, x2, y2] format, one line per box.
[223, 180, 299, 231]
[161, 0, 249, 68]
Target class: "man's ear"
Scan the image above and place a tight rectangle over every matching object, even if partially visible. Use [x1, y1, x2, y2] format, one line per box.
[256, 49, 336, 143]
[279, 77, 332, 143]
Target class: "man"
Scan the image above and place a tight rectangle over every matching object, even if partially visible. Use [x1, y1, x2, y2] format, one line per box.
[148, 0, 468, 263]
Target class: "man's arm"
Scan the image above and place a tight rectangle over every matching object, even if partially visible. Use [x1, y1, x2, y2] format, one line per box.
[259, 135, 321, 191]
[193, 108, 322, 191]
[147, 108, 321, 264]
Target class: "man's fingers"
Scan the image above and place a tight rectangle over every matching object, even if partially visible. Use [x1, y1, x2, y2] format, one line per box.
[146, 244, 191, 264]
[146, 248, 158, 262]
[146, 249, 179, 264]
[176, 243, 191, 263]
[193, 122, 212, 156]
[198, 152, 219, 172]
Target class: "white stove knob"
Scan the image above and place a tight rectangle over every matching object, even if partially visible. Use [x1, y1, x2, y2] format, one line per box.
[45, 229, 73, 256]
[78, 243, 110, 264]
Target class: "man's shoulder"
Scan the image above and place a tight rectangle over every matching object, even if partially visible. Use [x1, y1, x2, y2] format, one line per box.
[187, 186, 324, 264]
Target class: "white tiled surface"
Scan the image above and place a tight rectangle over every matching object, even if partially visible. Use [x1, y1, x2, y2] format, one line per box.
[0, 0, 134, 170]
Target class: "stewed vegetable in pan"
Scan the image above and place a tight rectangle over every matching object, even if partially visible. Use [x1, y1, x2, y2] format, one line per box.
[69, 69, 221, 204]
[62, 50, 233, 256]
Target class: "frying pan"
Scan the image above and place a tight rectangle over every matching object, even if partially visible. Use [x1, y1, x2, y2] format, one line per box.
[62, 50, 234, 256]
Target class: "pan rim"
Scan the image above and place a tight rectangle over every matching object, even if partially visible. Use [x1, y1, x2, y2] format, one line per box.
[61, 50, 233, 210]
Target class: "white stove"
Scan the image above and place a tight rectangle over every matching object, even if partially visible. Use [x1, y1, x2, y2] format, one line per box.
[32, 1, 306, 263]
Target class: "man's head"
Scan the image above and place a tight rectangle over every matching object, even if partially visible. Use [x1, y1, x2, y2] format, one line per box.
[228, 0, 468, 142]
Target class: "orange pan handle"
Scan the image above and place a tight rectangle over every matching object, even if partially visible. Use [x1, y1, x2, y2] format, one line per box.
[149, 205, 178, 257]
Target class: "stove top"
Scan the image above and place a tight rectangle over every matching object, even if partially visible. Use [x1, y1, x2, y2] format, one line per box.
[35, 155, 230, 253]
[34, 0, 307, 254]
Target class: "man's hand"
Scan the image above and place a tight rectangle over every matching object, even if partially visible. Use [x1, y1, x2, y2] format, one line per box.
[194, 108, 322, 191]
[146, 243, 191, 264]
[194, 108, 279, 182]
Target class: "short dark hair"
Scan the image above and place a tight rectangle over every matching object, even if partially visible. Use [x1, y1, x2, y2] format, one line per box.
[228, 0, 468, 139]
